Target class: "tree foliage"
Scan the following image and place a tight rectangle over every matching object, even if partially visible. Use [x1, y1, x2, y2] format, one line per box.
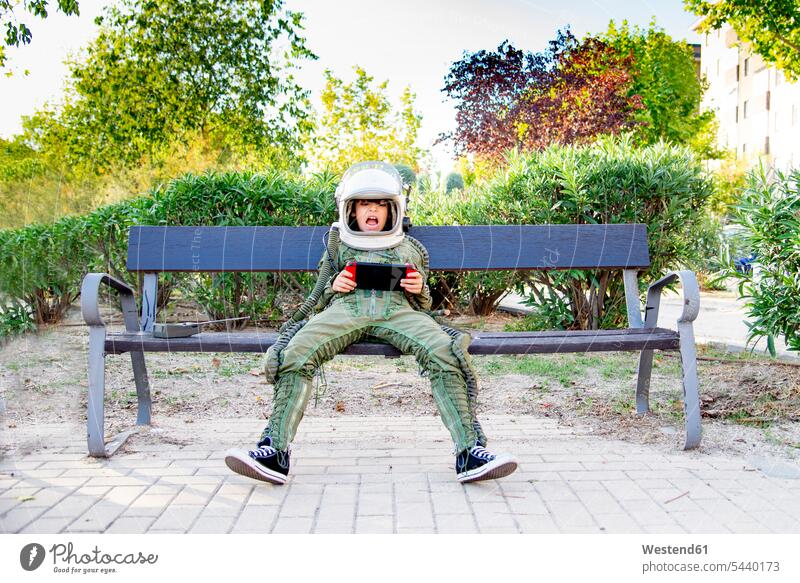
[601, 20, 719, 157]
[686, 0, 800, 81]
[33, 0, 316, 173]
[0, 134, 101, 228]
[441, 29, 643, 160]
[305, 66, 424, 173]
[1, 0, 79, 68]
[394, 163, 416, 189]
[1, 0, 318, 226]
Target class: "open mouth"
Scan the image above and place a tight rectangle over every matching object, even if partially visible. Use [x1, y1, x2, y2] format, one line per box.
[366, 216, 379, 227]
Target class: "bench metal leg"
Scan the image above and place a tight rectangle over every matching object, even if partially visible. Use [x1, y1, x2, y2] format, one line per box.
[625, 269, 654, 414]
[635, 334, 702, 449]
[635, 349, 654, 414]
[87, 327, 135, 457]
[635, 270, 702, 449]
[83, 272, 143, 457]
[130, 351, 152, 425]
[678, 321, 702, 450]
[87, 327, 107, 457]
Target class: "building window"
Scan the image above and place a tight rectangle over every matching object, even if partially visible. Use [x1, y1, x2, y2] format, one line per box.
[736, 64, 739, 81]
[744, 57, 749, 76]
[742, 143, 747, 154]
[743, 100, 748, 119]
[735, 105, 739, 123]
[765, 136, 770, 155]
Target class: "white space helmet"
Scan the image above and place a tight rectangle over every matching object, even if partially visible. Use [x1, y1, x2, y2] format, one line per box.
[334, 161, 407, 250]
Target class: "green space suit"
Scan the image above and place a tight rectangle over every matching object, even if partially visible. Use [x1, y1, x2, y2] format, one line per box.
[260, 237, 486, 453]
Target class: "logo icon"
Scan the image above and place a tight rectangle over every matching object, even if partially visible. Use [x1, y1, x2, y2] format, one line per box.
[20, 543, 46, 571]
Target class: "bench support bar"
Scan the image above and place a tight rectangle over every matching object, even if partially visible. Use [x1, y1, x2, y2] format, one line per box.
[622, 269, 644, 329]
[140, 272, 157, 333]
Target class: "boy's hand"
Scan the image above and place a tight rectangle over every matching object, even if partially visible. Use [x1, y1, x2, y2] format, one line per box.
[331, 269, 357, 293]
[400, 270, 423, 295]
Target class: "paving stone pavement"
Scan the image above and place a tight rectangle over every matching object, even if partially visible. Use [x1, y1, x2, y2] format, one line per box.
[2, 415, 800, 534]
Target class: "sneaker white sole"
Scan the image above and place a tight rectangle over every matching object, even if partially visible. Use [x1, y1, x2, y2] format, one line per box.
[224, 448, 288, 485]
[457, 454, 518, 483]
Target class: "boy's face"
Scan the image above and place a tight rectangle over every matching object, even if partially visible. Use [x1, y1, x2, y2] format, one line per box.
[353, 199, 389, 232]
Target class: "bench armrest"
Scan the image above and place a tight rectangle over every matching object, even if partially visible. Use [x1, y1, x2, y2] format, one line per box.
[81, 273, 140, 331]
[644, 270, 700, 327]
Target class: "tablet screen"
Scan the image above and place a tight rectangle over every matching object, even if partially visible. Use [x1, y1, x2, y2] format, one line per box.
[352, 262, 408, 291]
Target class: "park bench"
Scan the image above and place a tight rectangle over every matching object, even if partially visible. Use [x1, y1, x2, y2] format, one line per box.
[81, 224, 701, 457]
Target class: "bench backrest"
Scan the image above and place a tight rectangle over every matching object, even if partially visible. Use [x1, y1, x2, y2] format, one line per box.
[127, 224, 650, 272]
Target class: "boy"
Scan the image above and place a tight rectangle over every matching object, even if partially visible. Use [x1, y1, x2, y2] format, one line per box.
[225, 161, 517, 484]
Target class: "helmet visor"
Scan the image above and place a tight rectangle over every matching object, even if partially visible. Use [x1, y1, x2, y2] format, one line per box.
[345, 198, 399, 234]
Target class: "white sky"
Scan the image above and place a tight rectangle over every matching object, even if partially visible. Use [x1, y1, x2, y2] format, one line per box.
[0, 0, 701, 173]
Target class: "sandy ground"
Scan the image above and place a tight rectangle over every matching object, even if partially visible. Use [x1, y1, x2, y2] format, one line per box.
[1, 303, 798, 462]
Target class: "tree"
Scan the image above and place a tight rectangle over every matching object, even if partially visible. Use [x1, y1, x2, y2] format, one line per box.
[33, 0, 316, 173]
[601, 20, 718, 156]
[394, 163, 416, 189]
[1, 0, 79, 69]
[306, 66, 424, 173]
[0, 132, 102, 228]
[686, 0, 800, 81]
[441, 29, 643, 160]
[445, 172, 464, 193]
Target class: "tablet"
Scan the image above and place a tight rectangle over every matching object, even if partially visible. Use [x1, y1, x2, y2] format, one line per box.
[345, 261, 413, 291]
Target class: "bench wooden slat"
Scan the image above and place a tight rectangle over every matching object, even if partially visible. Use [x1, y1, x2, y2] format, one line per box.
[470, 328, 664, 339]
[127, 224, 650, 272]
[104, 327, 679, 356]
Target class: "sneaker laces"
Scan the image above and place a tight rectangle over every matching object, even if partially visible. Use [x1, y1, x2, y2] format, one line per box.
[249, 445, 277, 459]
[469, 445, 495, 461]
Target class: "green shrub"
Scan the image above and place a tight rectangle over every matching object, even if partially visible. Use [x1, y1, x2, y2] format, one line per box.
[0, 141, 716, 332]
[0, 169, 340, 327]
[722, 167, 800, 354]
[686, 212, 727, 291]
[0, 216, 93, 324]
[146, 171, 338, 320]
[414, 135, 715, 326]
[416, 174, 432, 193]
[0, 299, 36, 340]
[184, 272, 282, 327]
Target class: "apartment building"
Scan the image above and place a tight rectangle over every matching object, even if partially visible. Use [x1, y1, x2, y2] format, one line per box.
[694, 21, 800, 170]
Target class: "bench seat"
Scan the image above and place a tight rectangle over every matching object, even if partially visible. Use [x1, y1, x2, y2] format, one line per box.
[104, 327, 681, 356]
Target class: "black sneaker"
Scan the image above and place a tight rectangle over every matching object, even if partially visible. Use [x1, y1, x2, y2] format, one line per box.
[224, 437, 290, 485]
[456, 444, 517, 483]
